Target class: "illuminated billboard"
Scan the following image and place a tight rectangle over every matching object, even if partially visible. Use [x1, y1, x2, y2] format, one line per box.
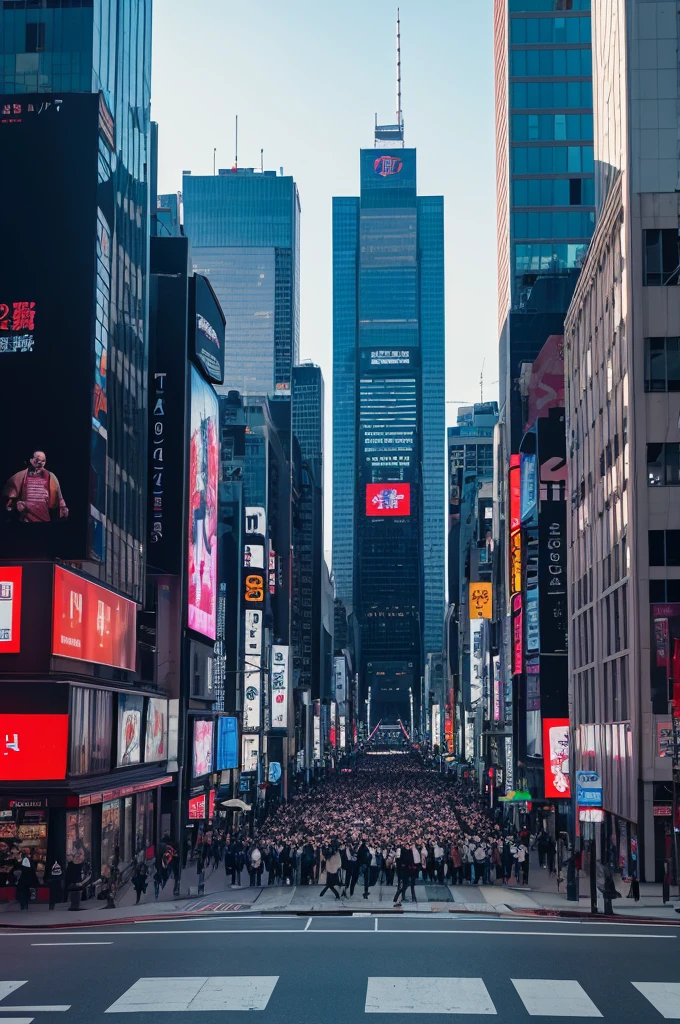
[469, 582, 492, 619]
[216, 716, 238, 770]
[0, 566, 22, 654]
[193, 719, 214, 778]
[188, 365, 219, 639]
[52, 566, 137, 671]
[0, 713, 68, 781]
[144, 698, 168, 762]
[543, 718, 571, 799]
[366, 483, 411, 517]
[270, 645, 290, 730]
[190, 274, 225, 386]
[117, 694, 143, 766]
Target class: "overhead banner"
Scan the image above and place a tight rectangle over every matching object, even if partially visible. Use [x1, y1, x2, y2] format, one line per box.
[543, 717, 571, 799]
[470, 582, 492, 619]
[270, 645, 290, 730]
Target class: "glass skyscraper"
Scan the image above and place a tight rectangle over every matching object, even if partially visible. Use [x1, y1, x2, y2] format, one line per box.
[0, 0, 152, 601]
[182, 169, 300, 397]
[333, 146, 445, 720]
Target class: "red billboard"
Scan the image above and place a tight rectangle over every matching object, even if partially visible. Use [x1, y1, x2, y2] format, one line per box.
[188, 794, 206, 820]
[543, 717, 571, 799]
[0, 713, 68, 780]
[52, 566, 137, 670]
[0, 566, 22, 654]
[366, 483, 411, 517]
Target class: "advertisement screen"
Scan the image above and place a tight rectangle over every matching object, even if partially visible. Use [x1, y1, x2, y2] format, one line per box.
[0, 94, 105, 562]
[270, 645, 290, 730]
[0, 566, 22, 654]
[543, 718, 571, 799]
[117, 694, 143, 766]
[216, 716, 238, 770]
[365, 483, 411, 517]
[193, 719, 214, 778]
[52, 566, 137, 670]
[144, 698, 168, 762]
[188, 794, 206, 820]
[469, 582, 492, 619]
[241, 733, 259, 774]
[0, 713, 68, 780]
[190, 274, 225, 385]
[188, 365, 219, 639]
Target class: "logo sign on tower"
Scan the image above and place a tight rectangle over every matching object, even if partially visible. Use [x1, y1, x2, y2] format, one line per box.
[374, 155, 403, 177]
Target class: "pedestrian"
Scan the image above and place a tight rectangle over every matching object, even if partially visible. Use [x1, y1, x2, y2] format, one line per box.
[17, 855, 37, 911]
[131, 861, 148, 904]
[248, 844, 263, 887]
[319, 848, 342, 900]
[48, 859, 63, 910]
[350, 840, 372, 899]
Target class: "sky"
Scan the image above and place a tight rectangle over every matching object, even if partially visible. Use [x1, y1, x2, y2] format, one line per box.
[152, 0, 498, 539]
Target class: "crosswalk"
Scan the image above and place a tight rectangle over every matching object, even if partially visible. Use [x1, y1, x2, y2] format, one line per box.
[0, 977, 678, 1017]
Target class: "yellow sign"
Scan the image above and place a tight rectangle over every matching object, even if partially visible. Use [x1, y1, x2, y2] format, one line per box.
[470, 583, 493, 619]
[510, 532, 522, 595]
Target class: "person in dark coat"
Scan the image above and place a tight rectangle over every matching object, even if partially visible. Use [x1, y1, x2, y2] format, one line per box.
[350, 840, 372, 898]
[17, 856, 38, 910]
[131, 862, 148, 904]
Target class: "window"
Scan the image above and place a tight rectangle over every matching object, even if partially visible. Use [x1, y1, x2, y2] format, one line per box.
[648, 530, 680, 566]
[644, 337, 680, 391]
[25, 21, 45, 51]
[650, 579, 680, 602]
[647, 443, 680, 485]
[644, 229, 680, 285]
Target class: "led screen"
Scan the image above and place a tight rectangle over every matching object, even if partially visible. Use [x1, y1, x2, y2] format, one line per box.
[52, 565, 137, 670]
[117, 694, 143, 766]
[0, 713, 68, 781]
[188, 365, 219, 638]
[543, 718, 571, 799]
[216, 716, 238, 770]
[144, 698, 168, 762]
[191, 274, 225, 385]
[365, 483, 411, 517]
[193, 718, 214, 778]
[0, 566, 22, 654]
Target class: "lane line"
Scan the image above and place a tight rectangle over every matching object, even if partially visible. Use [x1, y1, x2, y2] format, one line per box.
[375, 918, 379, 931]
[0, 1019, 33, 1023]
[512, 979, 602, 1017]
[304, 917, 312, 931]
[31, 941, 112, 946]
[0, 928, 675, 938]
[0, 1007, 70, 1013]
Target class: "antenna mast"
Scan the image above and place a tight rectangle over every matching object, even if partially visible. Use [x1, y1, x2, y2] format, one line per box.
[396, 7, 403, 145]
[374, 8, 405, 146]
[234, 114, 238, 170]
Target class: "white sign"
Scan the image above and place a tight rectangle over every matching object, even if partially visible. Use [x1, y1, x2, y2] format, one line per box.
[270, 645, 290, 730]
[339, 714, 346, 750]
[243, 656, 261, 730]
[432, 704, 441, 746]
[245, 506, 266, 536]
[244, 609, 263, 657]
[243, 543, 265, 569]
[470, 619, 484, 705]
[313, 706, 321, 761]
[333, 657, 347, 703]
[241, 733, 259, 773]
[505, 734, 514, 794]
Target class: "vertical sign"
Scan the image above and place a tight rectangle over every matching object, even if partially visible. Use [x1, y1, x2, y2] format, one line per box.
[270, 645, 289, 730]
[0, 566, 22, 654]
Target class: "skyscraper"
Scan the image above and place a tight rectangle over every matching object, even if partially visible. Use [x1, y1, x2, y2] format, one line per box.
[333, 125, 445, 723]
[182, 168, 300, 397]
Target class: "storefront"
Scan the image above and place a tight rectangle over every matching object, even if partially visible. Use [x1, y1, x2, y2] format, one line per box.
[0, 799, 49, 900]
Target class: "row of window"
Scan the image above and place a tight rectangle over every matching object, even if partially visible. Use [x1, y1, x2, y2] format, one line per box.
[647, 443, 680, 486]
[645, 337, 680, 392]
[513, 176, 595, 207]
[649, 530, 680, 567]
[513, 112, 593, 142]
[511, 47, 592, 78]
[510, 12, 591, 42]
[514, 241, 588, 274]
[513, 144, 594, 174]
[512, 81, 592, 110]
[513, 210, 595, 239]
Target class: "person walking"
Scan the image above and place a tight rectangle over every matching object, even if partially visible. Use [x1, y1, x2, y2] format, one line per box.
[17, 855, 37, 911]
[450, 841, 463, 885]
[248, 844, 263, 887]
[393, 842, 413, 906]
[350, 840, 372, 899]
[319, 848, 342, 900]
[131, 861, 148, 904]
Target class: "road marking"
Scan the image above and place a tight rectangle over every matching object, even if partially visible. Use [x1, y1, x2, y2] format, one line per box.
[374, 918, 378, 931]
[304, 917, 312, 931]
[0, 1008, 69, 1014]
[0, 987, 26, 1005]
[105, 976, 278, 1013]
[31, 942, 112, 946]
[0, 927, 676, 938]
[632, 982, 680, 1019]
[511, 980, 602, 1017]
[0, 1019, 33, 1023]
[366, 977, 496, 1014]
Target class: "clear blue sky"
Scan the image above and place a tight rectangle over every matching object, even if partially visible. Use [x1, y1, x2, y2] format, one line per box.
[152, 0, 497, 539]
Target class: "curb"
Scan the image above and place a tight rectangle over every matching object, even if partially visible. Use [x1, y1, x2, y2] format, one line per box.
[509, 907, 680, 926]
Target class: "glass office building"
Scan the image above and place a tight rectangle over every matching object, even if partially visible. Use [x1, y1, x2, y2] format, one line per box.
[0, 0, 152, 601]
[182, 169, 300, 397]
[333, 147, 445, 719]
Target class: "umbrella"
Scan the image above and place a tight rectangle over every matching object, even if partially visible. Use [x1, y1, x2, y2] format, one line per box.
[219, 798, 252, 812]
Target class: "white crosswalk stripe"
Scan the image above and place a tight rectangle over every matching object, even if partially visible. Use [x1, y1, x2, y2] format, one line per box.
[0, 985, 27, 1004]
[632, 983, 680, 1019]
[365, 977, 496, 1014]
[0, 1019, 34, 1023]
[511, 980, 602, 1017]
[104, 976, 279, 1013]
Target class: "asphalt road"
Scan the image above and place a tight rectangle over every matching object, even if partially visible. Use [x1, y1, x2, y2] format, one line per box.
[0, 915, 678, 1022]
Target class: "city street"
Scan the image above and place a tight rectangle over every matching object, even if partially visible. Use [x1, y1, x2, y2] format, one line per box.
[0, 915, 678, 1021]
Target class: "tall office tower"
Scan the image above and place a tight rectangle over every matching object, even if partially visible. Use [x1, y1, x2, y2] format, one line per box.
[332, 97, 445, 723]
[292, 363, 325, 697]
[182, 168, 300, 397]
[0, 0, 152, 600]
[565, 0, 680, 883]
[494, 0, 593, 796]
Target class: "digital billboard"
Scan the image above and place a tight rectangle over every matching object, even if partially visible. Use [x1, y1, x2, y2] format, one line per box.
[366, 483, 411, 517]
[469, 582, 492, 619]
[144, 698, 168, 762]
[117, 695, 143, 766]
[0, 95, 106, 562]
[188, 794, 206, 820]
[0, 713, 68, 781]
[216, 716, 238, 770]
[543, 718, 571, 799]
[188, 365, 219, 639]
[193, 719, 214, 778]
[190, 274, 225, 386]
[0, 566, 22, 654]
[270, 645, 290, 730]
[52, 566, 137, 671]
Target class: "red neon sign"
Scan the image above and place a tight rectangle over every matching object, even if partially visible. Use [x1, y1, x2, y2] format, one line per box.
[0, 566, 22, 654]
[52, 566, 137, 670]
[0, 713, 68, 781]
[188, 794, 206, 820]
[543, 718, 571, 799]
[366, 483, 411, 517]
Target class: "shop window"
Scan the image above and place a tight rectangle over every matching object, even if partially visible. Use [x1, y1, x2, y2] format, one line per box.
[65, 808, 92, 877]
[101, 799, 121, 872]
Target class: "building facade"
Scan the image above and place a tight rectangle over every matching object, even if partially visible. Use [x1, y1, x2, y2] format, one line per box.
[332, 145, 445, 725]
[182, 168, 300, 398]
[565, 0, 679, 882]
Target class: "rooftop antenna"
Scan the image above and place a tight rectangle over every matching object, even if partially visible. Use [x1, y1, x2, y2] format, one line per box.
[213, 147, 216, 176]
[396, 7, 403, 145]
[260, 148, 264, 173]
[480, 358, 485, 403]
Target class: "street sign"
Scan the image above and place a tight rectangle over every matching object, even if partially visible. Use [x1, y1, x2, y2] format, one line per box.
[576, 770, 602, 807]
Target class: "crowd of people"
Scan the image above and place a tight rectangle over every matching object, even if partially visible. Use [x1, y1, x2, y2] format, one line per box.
[200, 752, 553, 903]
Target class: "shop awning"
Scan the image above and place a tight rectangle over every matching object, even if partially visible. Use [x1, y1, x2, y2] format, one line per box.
[498, 790, 533, 803]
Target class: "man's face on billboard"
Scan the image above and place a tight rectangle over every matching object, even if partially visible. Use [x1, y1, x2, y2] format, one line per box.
[30, 451, 46, 471]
